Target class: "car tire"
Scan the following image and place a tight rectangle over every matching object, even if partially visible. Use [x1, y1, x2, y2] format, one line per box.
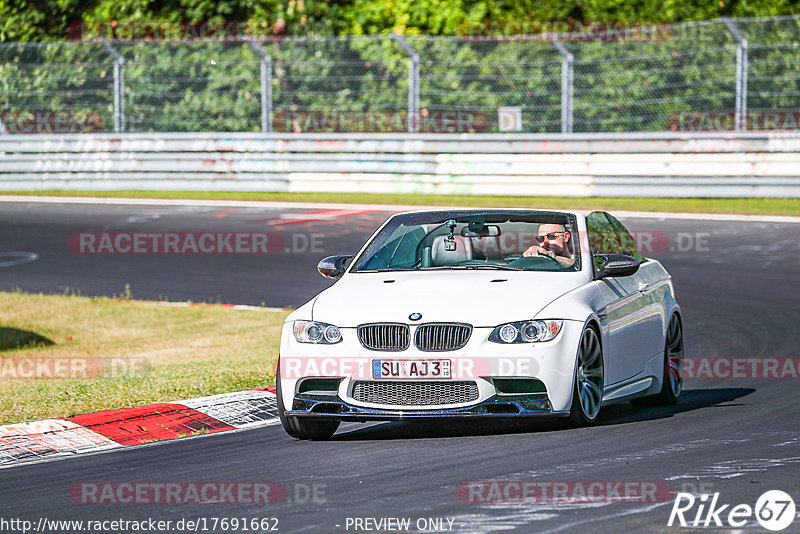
[568, 326, 604, 427]
[631, 314, 683, 407]
[275, 358, 340, 440]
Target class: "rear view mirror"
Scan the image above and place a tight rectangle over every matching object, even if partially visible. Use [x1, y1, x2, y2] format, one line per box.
[594, 254, 640, 278]
[317, 255, 353, 280]
[461, 225, 501, 238]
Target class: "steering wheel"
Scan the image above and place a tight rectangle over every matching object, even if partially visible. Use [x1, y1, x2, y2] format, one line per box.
[451, 260, 489, 266]
[530, 251, 560, 262]
[507, 254, 562, 270]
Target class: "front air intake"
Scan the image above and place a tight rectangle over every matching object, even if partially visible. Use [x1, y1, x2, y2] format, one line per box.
[352, 380, 479, 406]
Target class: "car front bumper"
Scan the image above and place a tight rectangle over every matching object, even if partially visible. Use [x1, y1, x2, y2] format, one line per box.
[285, 391, 569, 421]
[278, 320, 586, 417]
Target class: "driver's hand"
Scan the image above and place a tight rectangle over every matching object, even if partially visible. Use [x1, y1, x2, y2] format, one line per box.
[523, 245, 554, 258]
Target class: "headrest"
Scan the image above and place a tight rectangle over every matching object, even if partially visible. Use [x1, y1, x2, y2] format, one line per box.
[430, 235, 473, 265]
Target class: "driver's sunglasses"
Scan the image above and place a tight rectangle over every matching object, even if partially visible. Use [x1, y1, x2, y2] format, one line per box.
[535, 232, 565, 243]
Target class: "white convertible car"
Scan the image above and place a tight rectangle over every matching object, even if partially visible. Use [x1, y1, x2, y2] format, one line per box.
[276, 209, 683, 439]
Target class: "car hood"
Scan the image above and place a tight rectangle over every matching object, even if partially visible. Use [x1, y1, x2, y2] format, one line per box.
[311, 270, 589, 327]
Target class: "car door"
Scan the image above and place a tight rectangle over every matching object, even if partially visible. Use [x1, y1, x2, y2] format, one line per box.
[603, 213, 665, 379]
[587, 211, 655, 385]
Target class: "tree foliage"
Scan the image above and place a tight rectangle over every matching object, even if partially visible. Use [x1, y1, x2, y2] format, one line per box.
[1, 1, 799, 134]
[2, 0, 800, 41]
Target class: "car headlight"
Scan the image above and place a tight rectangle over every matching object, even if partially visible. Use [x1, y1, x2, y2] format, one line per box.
[489, 320, 563, 343]
[293, 320, 342, 344]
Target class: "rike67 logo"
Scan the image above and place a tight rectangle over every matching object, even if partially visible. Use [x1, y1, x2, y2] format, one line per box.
[669, 490, 796, 531]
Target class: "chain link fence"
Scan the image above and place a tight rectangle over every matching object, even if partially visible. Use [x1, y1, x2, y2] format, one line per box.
[0, 16, 798, 134]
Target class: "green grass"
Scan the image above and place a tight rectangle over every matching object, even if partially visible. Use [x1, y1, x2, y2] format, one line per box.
[0, 291, 287, 424]
[3, 191, 800, 216]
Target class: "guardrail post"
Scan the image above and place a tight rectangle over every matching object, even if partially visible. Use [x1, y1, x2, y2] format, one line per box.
[721, 18, 748, 131]
[390, 34, 420, 133]
[550, 40, 574, 134]
[248, 42, 273, 133]
[102, 42, 125, 133]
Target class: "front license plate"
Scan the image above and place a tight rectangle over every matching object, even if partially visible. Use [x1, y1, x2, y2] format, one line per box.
[372, 359, 451, 379]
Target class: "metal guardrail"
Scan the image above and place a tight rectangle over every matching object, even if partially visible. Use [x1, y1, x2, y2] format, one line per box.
[1, 132, 800, 197]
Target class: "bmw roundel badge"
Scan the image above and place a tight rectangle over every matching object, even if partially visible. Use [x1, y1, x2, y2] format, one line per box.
[408, 312, 422, 321]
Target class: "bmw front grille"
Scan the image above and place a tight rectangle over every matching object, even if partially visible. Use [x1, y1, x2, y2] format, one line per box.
[414, 323, 472, 351]
[357, 323, 410, 351]
[357, 322, 472, 352]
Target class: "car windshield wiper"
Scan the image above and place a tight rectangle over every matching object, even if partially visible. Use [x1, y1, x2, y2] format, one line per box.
[459, 264, 523, 271]
[359, 265, 523, 272]
[420, 265, 522, 271]
[357, 267, 420, 272]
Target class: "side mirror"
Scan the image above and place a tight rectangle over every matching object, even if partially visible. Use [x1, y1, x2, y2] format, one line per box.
[594, 254, 640, 279]
[317, 255, 353, 280]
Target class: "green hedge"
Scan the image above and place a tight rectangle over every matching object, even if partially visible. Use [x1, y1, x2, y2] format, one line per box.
[1, 9, 799, 133]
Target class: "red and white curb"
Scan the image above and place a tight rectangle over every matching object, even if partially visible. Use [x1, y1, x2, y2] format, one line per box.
[0, 387, 278, 468]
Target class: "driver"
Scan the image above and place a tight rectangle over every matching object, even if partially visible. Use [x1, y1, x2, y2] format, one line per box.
[523, 223, 575, 268]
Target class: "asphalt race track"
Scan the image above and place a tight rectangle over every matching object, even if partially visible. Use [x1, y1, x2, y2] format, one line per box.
[1, 198, 799, 533]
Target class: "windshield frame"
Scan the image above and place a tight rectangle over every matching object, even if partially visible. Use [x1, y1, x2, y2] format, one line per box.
[349, 210, 581, 274]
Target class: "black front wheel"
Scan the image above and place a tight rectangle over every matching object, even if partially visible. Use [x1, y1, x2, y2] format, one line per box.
[568, 326, 604, 426]
[275, 358, 340, 440]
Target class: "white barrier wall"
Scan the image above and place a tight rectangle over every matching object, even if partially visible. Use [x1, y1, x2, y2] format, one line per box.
[1, 132, 800, 197]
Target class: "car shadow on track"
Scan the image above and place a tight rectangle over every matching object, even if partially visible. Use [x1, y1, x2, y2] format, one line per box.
[593, 387, 755, 427]
[330, 388, 755, 441]
[0, 327, 54, 351]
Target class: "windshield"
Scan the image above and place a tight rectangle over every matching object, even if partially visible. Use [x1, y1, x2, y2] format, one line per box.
[351, 211, 581, 273]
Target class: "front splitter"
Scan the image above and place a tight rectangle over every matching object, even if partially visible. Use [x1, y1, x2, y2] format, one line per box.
[286, 393, 569, 421]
